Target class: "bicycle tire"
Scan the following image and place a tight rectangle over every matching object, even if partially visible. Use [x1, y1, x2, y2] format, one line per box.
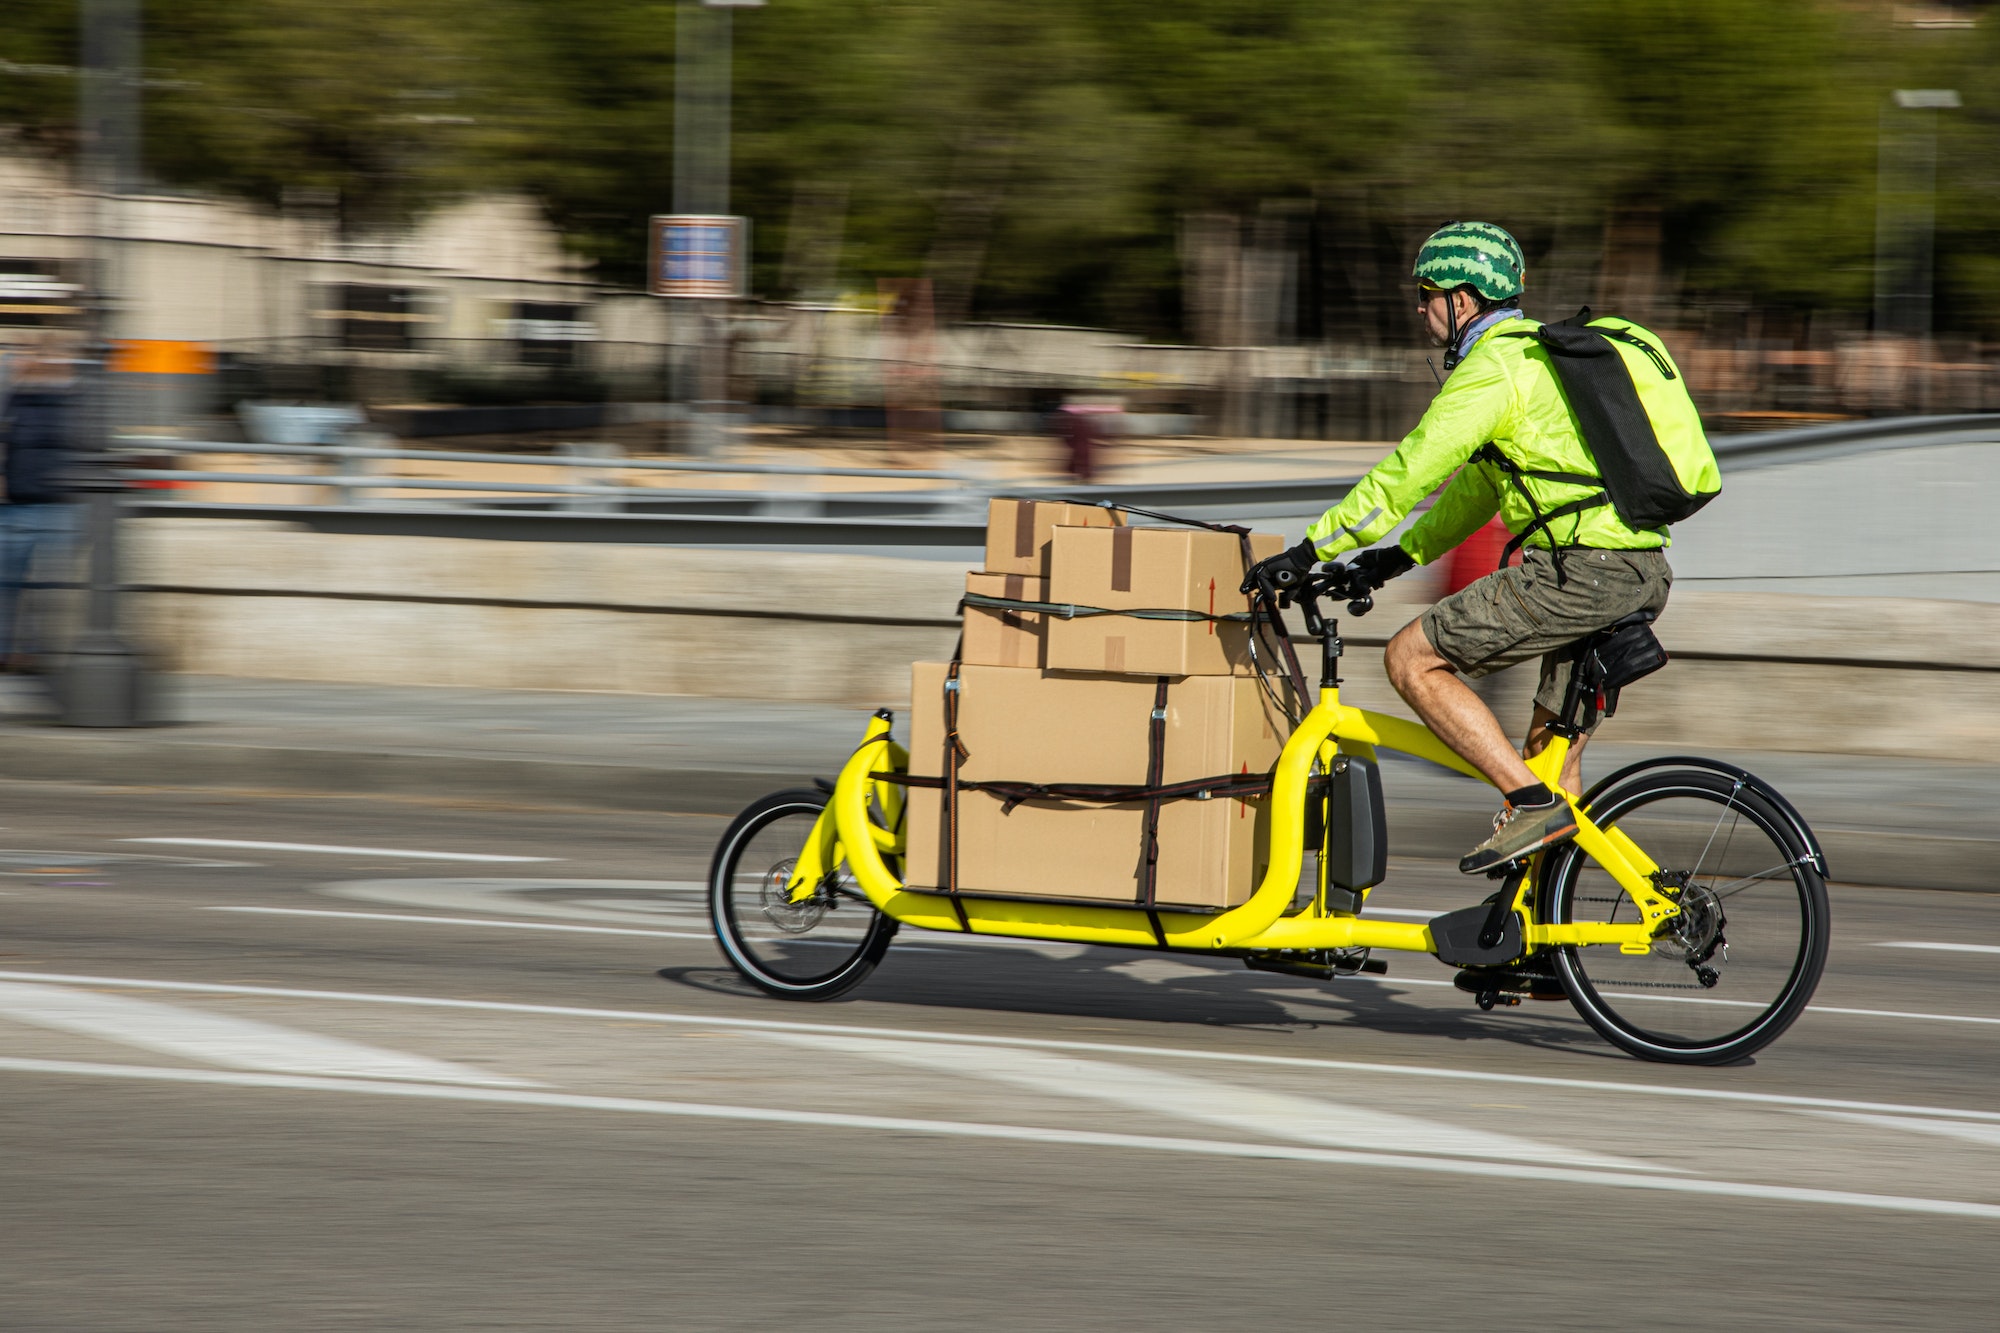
[1541, 767, 1829, 1065]
[709, 788, 897, 1001]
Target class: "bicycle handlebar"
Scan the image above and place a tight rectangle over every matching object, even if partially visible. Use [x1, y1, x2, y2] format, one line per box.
[1251, 559, 1381, 626]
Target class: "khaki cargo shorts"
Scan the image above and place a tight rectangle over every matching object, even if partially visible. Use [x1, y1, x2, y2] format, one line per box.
[1419, 546, 1672, 728]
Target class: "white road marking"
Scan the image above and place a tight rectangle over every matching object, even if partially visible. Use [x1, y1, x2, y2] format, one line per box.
[319, 878, 1084, 956]
[1363, 907, 1452, 919]
[208, 905, 955, 952]
[0, 981, 535, 1087]
[1816, 1112, 2000, 1149]
[3, 969, 1996, 1128]
[0, 848, 254, 869]
[326, 877, 701, 927]
[1880, 942, 2000, 956]
[0, 1054, 1995, 1219]
[212, 905, 715, 941]
[124, 838, 554, 863]
[764, 1032, 1661, 1171]
[1107, 958, 1226, 985]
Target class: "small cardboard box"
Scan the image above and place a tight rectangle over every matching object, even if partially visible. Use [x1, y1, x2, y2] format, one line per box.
[984, 498, 1123, 577]
[963, 572, 1048, 669]
[903, 662, 1293, 910]
[1045, 526, 1287, 676]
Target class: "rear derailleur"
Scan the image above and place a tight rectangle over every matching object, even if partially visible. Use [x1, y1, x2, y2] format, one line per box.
[1650, 870, 1727, 989]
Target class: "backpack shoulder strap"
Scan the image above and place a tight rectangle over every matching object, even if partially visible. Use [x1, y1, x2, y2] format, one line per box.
[1469, 440, 1601, 491]
[1468, 442, 1610, 585]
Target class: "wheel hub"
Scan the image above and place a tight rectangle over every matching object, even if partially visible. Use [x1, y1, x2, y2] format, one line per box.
[759, 858, 827, 934]
[1653, 876, 1725, 965]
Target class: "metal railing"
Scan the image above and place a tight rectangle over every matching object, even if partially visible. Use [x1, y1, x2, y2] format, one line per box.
[118, 435, 994, 519]
[111, 414, 1983, 547]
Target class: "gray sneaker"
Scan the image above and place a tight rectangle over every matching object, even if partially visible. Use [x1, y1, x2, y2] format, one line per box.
[1459, 799, 1579, 874]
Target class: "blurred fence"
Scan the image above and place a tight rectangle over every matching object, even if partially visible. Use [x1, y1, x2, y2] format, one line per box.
[173, 322, 2000, 444]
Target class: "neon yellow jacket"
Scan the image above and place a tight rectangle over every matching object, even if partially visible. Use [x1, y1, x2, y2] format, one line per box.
[1306, 318, 1672, 565]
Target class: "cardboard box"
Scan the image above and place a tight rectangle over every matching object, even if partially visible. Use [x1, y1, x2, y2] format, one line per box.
[983, 498, 1123, 577]
[963, 572, 1048, 669]
[903, 662, 1294, 910]
[1045, 526, 1287, 676]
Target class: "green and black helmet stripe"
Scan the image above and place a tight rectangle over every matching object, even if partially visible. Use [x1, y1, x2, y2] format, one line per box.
[1414, 221, 1526, 302]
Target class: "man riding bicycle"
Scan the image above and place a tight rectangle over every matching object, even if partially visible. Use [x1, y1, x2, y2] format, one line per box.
[1249, 221, 1708, 876]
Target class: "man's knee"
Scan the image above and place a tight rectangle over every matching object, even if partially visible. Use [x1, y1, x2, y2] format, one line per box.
[1385, 619, 1446, 690]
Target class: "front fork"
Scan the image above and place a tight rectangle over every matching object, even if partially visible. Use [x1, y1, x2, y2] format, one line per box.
[788, 710, 907, 905]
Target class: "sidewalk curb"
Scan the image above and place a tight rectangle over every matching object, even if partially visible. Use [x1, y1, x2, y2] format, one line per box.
[2, 729, 1990, 894]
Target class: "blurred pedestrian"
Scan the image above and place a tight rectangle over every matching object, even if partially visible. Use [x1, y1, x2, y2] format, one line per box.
[1053, 397, 1121, 484]
[0, 338, 79, 675]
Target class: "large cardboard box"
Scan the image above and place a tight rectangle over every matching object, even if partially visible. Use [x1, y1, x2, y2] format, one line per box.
[903, 662, 1294, 910]
[962, 572, 1048, 668]
[1045, 526, 1287, 677]
[983, 498, 1123, 577]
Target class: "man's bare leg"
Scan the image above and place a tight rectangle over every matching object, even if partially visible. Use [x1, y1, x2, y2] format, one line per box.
[1524, 705, 1587, 795]
[1384, 618, 1538, 792]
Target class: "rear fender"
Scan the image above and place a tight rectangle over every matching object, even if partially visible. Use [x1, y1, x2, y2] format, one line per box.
[1579, 755, 1829, 879]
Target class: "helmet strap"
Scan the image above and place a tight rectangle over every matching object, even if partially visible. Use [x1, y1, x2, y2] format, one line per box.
[1442, 289, 1465, 371]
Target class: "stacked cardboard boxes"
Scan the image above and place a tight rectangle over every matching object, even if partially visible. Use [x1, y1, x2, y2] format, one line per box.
[904, 500, 1297, 912]
[960, 499, 1122, 671]
[1047, 525, 1285, 675]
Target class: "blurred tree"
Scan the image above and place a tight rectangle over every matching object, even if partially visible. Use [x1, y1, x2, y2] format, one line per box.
[2, 0, 1995, 341]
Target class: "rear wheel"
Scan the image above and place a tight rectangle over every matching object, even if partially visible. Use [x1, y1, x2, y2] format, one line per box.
[709, 789, 896, 1000]
[1541, 768, 1829, 1065]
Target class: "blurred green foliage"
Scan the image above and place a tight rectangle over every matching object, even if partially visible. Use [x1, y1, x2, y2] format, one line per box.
[1, 0, 1995, 337]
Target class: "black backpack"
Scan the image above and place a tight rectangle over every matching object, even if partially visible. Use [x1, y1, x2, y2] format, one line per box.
[1490, 310, 1721, 541]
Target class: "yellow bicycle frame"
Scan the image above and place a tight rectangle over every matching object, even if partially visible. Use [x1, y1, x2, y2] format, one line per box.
[811, 680, 1680, 959]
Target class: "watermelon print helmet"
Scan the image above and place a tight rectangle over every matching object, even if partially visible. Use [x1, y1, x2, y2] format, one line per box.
[1413, 221, 1526, 302]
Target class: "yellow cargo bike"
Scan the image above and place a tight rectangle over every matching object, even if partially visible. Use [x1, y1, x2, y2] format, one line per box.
[709, 529, 1831, 1066]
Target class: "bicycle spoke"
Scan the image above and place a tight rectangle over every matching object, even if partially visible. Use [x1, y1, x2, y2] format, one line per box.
[1704, 862, 1802, 900]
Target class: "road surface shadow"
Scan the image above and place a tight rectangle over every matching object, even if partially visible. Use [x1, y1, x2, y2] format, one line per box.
[659, 940, 1618, 1061]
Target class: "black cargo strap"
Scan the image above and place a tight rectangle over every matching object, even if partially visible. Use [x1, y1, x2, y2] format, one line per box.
[1469, 442, 1611, 586]
[882, 768, 1323, 812]
[961, 591, 1254, 624]
[1136, 677, 1171, 941]
[938, 660, 972, 929]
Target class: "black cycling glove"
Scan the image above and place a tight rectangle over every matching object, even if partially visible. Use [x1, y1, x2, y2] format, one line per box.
[1241, 538, 1321, 594]
[1350, 544, 1416, 590]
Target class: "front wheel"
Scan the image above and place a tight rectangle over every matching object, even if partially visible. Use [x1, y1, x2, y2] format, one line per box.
[1540, 768, 1829, 1065]
[710, 789, 896, 1000]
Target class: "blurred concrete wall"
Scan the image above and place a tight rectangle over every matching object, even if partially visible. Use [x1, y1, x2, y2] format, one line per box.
[127, 519, 1999, 763]
[1670, 437, 2000, 602]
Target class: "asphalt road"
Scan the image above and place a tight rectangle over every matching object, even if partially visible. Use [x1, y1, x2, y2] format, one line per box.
[3, 778, 1999, 1330]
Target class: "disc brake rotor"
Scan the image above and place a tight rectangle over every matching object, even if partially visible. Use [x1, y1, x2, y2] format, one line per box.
[759, 858, 827, 934]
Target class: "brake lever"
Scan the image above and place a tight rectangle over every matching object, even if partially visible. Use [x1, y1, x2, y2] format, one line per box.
[1347, 594, 1374, 617]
